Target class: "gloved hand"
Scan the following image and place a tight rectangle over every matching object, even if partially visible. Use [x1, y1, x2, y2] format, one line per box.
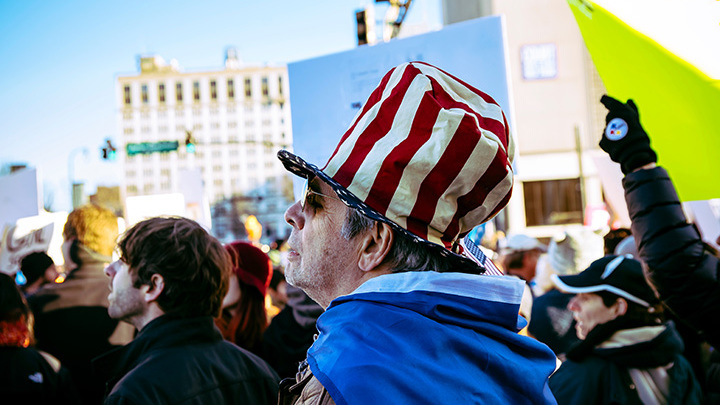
[599, 95, 657, 174]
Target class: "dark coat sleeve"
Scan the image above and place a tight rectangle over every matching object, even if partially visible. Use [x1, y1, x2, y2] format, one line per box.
[549, 358, 639, 405]
[623, 166, 720, 348]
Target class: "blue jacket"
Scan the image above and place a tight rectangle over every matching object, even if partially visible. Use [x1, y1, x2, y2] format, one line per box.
[306, 271, 558, 405]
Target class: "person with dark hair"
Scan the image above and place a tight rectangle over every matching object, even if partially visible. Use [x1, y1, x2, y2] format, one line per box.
[599, 95, 720, 401]
[276, 62, 557, 404]
[216, 241, 273, 356]
[603, 228, 631, 256]
[28, 204, 135, 404]
[93, 217, 278, 405]
[549, 255, 702, 404]
[261, 284, 322, 379]
[0, 272, 80, 404]
[19, 251, 58, 296]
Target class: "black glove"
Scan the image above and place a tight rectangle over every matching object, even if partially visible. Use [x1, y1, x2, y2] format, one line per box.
[599, 95, 657, 174]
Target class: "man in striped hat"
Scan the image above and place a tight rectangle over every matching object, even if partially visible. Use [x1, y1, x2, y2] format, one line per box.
[277, 62, 558, 405]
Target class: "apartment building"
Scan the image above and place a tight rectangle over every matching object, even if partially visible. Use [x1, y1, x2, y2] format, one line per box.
[116, 49, 293, 242]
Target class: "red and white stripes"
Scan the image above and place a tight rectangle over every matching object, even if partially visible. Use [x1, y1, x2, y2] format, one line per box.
[322, 62, 515, 249]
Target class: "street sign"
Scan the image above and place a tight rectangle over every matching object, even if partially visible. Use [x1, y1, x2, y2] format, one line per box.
[126, 141, 180, 156]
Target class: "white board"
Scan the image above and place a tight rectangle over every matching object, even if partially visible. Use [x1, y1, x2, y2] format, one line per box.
[287, 15, 513, 197]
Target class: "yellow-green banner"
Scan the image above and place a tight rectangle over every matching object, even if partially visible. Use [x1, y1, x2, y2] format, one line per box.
[568, 0, 720, 201]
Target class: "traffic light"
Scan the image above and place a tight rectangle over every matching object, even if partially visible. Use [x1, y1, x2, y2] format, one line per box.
[101, 139, 117, 161]
[185, 130, 196, 154]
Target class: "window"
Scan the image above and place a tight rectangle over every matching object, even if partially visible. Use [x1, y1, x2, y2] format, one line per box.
[124, 85, 131, 105]
[143, 183, 154, 193]
[523, 178, 583, 226]
[278, 76, 283, 96]
[210, 80, 217, 101]
[123, 111, 133, 120]
[212, 150, 222, 158]
[261, 77, 269, 97]
[227, 79, 235, 100]
[126, 170, 136, 178]
[176, 82, 183, 102]
[193, 81, 200, 102]
[521, 43, 558, 80]
[244, 78, 252, 98]
[161, 169, 170, 176]
[213, 165, 222, 172]
[127, 185, 138, 194]
[141, 84, 148, 104]
[158, 83, 166, 103]
[123, 127, 134, 135]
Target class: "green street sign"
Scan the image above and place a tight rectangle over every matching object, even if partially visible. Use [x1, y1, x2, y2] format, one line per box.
[126, 141, 180, 156]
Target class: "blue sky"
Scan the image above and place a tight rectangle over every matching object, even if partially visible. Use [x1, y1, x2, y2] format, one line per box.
[0, 0, 442, 212]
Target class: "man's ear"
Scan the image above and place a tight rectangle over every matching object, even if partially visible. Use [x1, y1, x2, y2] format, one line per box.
[613, 297, 628, 317]
[142, 273, 165, 303]
[358, 222, 394, 273]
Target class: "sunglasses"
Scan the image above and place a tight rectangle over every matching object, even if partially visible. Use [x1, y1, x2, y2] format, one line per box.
[301, 177, 342, 210]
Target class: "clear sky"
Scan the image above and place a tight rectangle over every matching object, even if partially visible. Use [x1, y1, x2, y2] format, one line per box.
[0, 0, 442, 212]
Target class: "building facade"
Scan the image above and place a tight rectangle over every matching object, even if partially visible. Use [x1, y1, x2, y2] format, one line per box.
[116, 49, 293, 242]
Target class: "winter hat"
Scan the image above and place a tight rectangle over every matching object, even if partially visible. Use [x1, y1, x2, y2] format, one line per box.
[499, 234, 547, 254]
[20, 251, 54, 285]
[278, 61, 515, 261]
[224, 242, 272, 296]
[547, 226, 604, 276]
[552, 255, 658, 307]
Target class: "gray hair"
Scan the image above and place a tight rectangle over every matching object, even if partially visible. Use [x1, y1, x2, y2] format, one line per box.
[342, 208, 478, 273]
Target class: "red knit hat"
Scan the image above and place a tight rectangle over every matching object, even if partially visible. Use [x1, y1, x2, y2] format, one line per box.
[224, 242, 272, 296]
[278, 61, 514, 262]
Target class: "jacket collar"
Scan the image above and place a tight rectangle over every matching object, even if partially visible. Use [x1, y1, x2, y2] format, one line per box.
[93, 315, 222, 387]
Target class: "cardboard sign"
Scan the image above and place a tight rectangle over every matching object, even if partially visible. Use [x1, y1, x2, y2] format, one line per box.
[0, 212, 68, 275]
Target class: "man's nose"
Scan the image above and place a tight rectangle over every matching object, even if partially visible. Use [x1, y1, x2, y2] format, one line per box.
[105, 261, 118, 277]
[284, 200, 304, 229]
[567, 296, 579, 312]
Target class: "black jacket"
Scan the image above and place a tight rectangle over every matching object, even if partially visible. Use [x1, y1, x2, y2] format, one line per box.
[623, 167, 720, 348]
[624, 166, 720, 402]
[549, 322, 702, 405]
[0, 347, 80, 405]
[93, 315, 279, 405]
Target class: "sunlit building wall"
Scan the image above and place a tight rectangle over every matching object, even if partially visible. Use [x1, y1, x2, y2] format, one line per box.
[115, 49, 293, 241]
[443, 0, 609, 238]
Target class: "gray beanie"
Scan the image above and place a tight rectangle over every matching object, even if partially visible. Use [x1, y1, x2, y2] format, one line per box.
[548, 226, 605, 275]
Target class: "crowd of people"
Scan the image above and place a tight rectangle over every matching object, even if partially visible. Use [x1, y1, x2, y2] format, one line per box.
[1, 61, 718, 404]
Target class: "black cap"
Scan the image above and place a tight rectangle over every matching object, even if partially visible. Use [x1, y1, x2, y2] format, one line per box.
[551, 255, 657, 307]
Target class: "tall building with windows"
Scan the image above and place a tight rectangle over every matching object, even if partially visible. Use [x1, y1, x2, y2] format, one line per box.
[116, 49, 293, 242]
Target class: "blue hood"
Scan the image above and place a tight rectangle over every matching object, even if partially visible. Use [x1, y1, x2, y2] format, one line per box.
[307, 271, 558, 405]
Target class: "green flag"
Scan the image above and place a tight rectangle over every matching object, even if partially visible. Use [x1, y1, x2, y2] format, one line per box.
[568, 0, 720, 201]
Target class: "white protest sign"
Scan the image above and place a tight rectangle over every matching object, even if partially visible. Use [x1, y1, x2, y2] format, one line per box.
[0, 211, 68, 275]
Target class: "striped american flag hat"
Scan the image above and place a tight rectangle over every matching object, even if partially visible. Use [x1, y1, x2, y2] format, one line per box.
[278, 61, 514, 269]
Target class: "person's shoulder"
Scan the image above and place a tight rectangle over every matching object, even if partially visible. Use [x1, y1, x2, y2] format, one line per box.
[134, 338, 278, 380]
[551, 355, 616, 384]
